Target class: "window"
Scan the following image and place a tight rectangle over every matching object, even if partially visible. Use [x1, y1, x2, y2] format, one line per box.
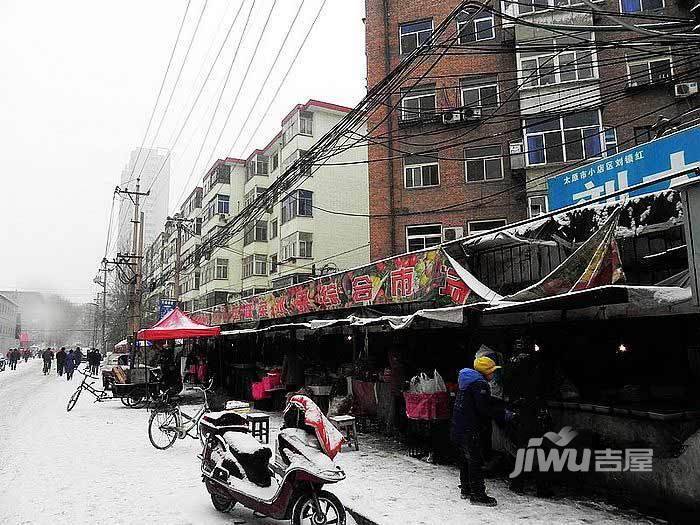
[404, 153, 439, 188]
[406, 224, 442, 251]
[242, 255, 267, 279]
[246, 155, 269, 181]
[468, 219, 507, 234]
[401, 85, 436, 121]
[281, 232, 313, 260]
[271, 152, 279, 171]
[299, 111, 313, 135]
[524, 110, 602, 166]
[270, 253, 278, 274]
[399, 20, 432, 55]
[281, 190, 313, 223]
[194, 217, 202, 235]
[270, 218, 278, 239]
[634, 126, 654, 145]
[516, 0, 550, 15]
[528, 195, 548, 218]
[465, 146, 503, 182]
[461, 78, 499, 110]
[457, 10, 495, 43]
[282, 115, 299, 146]
[243, 220, 268, 245]
[519, 36, 595, 88]
[604, 127, 618, 155]
[620, 0, 663, 14]
[216, 194, 229, 215]
[215, 258, 228, 280]
[245, 186, 266, 207]
[627, 57, 672, 86]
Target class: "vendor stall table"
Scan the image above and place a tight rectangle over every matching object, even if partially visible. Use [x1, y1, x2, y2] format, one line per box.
[330, 415, 359, 451]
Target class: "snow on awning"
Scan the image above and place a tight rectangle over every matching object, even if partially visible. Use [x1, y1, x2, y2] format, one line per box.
[220, 305, 466, 336]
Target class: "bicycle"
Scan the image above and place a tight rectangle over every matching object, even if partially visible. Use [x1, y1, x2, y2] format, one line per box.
[66, 368, 110, 412]
[147, 379, 214, 450]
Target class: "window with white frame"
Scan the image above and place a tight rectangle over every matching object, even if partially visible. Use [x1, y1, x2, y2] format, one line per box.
[281, 232, 313, 260]
[399, 20, 432, 55]
[282, 115, 299, 146]
[468, 219, 507, 234]
[518, 35, 595, 88]
[299, 111, 313, 135]
[270, 253, 278, 273]
[528, 195, 548, 218]
[242, 255, 267, 279]
[524, 110, 603, 166]
[604, 127, 618, 155]
[620, 0, 663, 13]
[281, 189, 313, 223]
[406, 224, 442, 251]
[271, 151, 279, 171]
[216, 194, 229, 214]
[457, 10, 495, 43]
[245, 186, 266, 207]
[215, 258, 228, 280]
[626, 56, 672, 86]
[401, 85, 436, 121]
[246, 155, 269, 181]
[243, 220, 268, 246]
[461, 77, 499, 110]
[465, 146, 504, 182]
[270, 218, 278, 239]
[404, 153, 439, 188]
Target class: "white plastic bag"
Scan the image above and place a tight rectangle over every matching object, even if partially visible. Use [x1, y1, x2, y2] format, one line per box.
[434, 369, 446, 392]
[421, 372, 436, 394]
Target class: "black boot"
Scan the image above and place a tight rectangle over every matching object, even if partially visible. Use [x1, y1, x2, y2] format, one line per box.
[470, 493, 497, 507]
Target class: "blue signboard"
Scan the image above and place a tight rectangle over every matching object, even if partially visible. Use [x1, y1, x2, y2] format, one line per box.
[547, 126, 700, 211]
[159, 299, 177, 319]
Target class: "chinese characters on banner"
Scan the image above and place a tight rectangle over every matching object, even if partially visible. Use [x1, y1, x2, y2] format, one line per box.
[191, 249, 480, 325]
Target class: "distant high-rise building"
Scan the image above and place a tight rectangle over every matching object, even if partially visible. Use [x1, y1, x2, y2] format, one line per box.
[117, 148, 170, 253]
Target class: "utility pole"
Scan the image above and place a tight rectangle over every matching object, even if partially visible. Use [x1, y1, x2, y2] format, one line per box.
[100, 259, 108, 356]
[166, 215, 194, 307]
[116, 180, 149, 350]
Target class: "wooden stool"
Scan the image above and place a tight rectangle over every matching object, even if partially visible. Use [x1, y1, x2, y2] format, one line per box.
[330, 415, 359, 451]
[246, 412, 270, 444]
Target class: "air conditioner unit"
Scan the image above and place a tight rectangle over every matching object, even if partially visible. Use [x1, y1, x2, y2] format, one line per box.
[675, 82, 698, 98]
[443, 227, 464, 242]
[442, 111, 463, 124]
[509, 141, 526, 171]
[462, 107, 482, 120]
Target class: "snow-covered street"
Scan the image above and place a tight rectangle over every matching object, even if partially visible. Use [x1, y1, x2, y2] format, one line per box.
[0, 360, 662, 525]
[0, 360, 357, 525]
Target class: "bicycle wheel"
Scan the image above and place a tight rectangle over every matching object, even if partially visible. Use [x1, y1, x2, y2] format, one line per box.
[66, 387, 82, 412]
[148, 407, 180, 450]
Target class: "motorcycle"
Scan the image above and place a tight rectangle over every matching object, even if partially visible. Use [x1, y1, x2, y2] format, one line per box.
[199, 394, 347, 524]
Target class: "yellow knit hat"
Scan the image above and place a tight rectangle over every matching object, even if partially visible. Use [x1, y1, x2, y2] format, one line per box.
[474, 356, 501, 375]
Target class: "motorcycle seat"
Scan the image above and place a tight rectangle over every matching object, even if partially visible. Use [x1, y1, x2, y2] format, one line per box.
[222, 431, 273, 488]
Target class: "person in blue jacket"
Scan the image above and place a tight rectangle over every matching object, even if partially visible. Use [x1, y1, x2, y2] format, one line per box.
[64, 350, 76, 380]
[451, 356, 512, 507]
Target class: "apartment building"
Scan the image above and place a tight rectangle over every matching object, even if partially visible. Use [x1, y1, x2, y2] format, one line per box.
[364, 0, 699, 260]
[0, 293, 19, 351]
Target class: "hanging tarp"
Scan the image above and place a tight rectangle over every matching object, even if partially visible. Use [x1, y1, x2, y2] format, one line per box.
[137, 307, 221, 341]
[193, 249, 497, 326]
[504, 207, 625, 302]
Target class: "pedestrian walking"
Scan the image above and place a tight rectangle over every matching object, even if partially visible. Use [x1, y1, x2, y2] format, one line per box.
[9, 349, 19, 370]
[451, 356, 511, 507]
[65, 350, 76, 380]
[42, 348, 54, 375]
[88, 348, 101, 375]
[56, 347, 67, 376]
[74, 347, 83, 368]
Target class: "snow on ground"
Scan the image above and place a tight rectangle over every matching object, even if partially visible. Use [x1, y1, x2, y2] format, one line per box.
[0, 360, 662, 525]
[0, 360, 356, 525]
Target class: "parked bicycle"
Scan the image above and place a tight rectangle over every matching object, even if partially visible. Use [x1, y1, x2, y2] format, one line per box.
[66, 368, 111, 411]
[66, 368, 157, 412]
[148, 380, 214, 450]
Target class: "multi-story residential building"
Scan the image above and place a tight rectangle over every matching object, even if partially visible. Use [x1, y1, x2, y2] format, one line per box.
[179, 187, 204, 312]
[364, 1, 699, 260]
[0, 293, 19, 351]
[117, 147, 171, 253]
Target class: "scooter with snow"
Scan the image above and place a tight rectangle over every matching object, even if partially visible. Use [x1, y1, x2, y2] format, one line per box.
[199, 395, 347, 524]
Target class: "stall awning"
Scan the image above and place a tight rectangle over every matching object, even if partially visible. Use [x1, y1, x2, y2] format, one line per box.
[137, 307, 221, 341]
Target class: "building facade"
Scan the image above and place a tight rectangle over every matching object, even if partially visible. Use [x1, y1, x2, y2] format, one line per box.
[364, 0, 699, 260]
[142, 99, 370, 316]
[0, 293, 19, 351]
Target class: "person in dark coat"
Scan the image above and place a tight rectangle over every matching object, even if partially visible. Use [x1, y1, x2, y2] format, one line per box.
[42, 348, 54, 375]
[451, 356, 511, 506]
[56, 347, 67, 376]
[65, 350, 76, 380]
[74, 347, 83, 368]
[89, 349, 102, 375]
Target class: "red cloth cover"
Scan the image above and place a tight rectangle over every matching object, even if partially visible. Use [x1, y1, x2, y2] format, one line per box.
[263, 372, 282, 391]
[351, 380, 378, 416]
[404, 391, 450, 420]
[251, 382, 270, 400]
[287, 395, 345, 460]
[137, 307, 221, 341]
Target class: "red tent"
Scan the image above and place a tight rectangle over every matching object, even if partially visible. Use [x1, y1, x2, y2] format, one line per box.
[137, 307, 221, 341]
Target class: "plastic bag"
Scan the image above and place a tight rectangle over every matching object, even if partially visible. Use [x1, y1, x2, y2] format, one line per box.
[433, 369, 446, 392]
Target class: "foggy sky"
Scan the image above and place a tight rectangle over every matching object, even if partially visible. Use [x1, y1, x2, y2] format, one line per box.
[0, 0, 366, 303]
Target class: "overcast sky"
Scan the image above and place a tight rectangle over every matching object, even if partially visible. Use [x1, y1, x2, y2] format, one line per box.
[0, 0, 366, 303]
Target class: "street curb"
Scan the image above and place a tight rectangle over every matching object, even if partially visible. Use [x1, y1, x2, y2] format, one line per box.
[347, 507, 381, 525]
